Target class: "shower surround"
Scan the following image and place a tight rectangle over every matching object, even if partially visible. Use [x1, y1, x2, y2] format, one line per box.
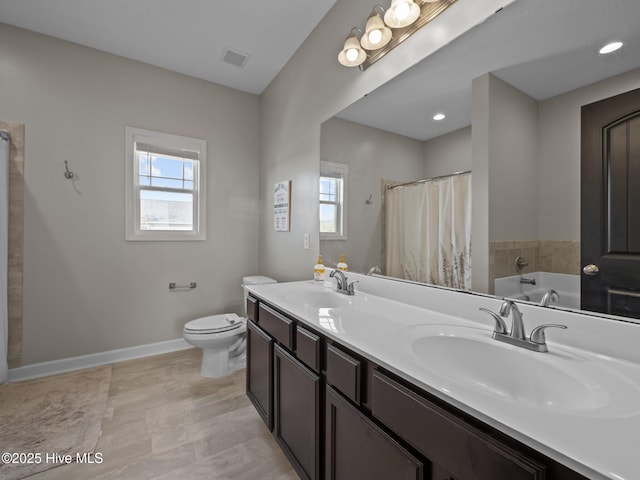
[0, 122, 25, 368]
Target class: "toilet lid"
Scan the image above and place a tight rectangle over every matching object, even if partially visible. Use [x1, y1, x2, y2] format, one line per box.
[184, 313, 244, 334]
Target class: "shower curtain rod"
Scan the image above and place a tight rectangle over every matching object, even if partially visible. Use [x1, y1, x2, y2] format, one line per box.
[386, 170, 471, 190]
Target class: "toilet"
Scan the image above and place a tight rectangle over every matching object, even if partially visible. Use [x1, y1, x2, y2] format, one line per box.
[183, 275, 277, 378]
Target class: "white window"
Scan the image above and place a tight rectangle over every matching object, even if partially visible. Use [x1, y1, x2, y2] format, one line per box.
[125, 127, 206, 241]
[320, 161, 347, 240]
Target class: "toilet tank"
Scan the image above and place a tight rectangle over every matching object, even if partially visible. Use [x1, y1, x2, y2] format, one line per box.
[241, 275, 277, 316]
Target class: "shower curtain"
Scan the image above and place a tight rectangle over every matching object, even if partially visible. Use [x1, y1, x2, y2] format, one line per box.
[385, 172, 472, 289]
[0, 133, 8, 383]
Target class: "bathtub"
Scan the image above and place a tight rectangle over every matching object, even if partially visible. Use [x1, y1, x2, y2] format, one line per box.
[494, 272, 580, 309]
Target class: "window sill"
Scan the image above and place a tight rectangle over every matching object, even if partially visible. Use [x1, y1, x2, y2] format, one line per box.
[126, 231, 206, 242]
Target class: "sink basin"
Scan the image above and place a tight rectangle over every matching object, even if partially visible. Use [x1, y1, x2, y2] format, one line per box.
[275, 283, 354, 309]
[407, 325, 640, 416]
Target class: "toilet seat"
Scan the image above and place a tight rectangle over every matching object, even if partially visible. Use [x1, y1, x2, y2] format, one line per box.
[183, 313, 244, 335]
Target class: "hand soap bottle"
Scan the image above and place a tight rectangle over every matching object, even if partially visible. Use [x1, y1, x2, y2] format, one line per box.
[337, 254, 348, 272]
[314, 255, 325, 284]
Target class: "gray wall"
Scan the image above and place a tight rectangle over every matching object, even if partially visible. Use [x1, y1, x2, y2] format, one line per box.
[486, 75, 540, 242]
[423, 126, 472, 178]
[471, 73, 539, 292]
[0, 23, 260, 365]
[319, 117, 424, 273]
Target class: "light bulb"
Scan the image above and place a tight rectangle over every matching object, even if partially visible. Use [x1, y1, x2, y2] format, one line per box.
[346, 48, 359, 62]
[599, 41, 623, 54]
[433, 113, 446, 121]
[368, 29, 383, 46]
[395, 2, 410, 21]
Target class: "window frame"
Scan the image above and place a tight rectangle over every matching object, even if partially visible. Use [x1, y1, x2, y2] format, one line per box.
[320, 161, 348, 241]
[125, 127, 207, 241]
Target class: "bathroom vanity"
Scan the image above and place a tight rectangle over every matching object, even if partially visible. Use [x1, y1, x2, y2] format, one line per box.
[245, 274, 640, 480]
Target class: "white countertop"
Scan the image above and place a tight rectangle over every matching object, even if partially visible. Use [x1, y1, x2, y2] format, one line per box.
[247, 275, 640, 480]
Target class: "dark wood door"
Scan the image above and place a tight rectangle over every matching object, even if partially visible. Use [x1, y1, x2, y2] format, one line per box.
[325, 385, 423, 480]
[582, 87, 640, 318]
[246, 320, 273, 430]
[273, 344, 321, 480]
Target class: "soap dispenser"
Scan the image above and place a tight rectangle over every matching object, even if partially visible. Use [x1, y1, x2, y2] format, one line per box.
[337, 254, 348, 272]
[314, 255, 325, 284]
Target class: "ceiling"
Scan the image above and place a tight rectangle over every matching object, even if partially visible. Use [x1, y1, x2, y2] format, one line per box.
[337, 0, 640, 141]
[0, 0, 337, 95]
[2, 0, 639, 133]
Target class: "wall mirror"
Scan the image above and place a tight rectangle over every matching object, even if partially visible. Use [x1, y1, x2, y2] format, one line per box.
[319, 0, 640, 322]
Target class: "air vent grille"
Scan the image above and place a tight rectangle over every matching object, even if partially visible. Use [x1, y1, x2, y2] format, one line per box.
[221, 48, 249, 68]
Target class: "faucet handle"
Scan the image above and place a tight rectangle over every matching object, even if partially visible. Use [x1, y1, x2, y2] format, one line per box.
[530, 324, 567, 345]
[479, 308, 508, 335]
[346, 280, 359, 295]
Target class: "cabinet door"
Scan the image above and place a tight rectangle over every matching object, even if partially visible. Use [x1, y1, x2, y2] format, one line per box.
[273, 344, 321, 480]
[325, 385, 423, 480]
[371, 370, 546, 480]
[432, 463, 457, 480]
[246, 320, 273, 430]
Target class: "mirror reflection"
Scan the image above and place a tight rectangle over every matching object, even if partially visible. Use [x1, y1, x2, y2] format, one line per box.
[319, 0, 640, 320]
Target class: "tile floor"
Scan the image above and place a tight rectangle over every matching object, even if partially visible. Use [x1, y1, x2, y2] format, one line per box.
[26, 348, 298, 480]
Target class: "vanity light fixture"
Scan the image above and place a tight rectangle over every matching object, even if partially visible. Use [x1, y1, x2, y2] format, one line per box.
[338, 0, 457, 71]
[361, 6, 393, 51]
[433, 113, 446, 121]
[338, 28, 367, 67]
[599, 41, 623, 54]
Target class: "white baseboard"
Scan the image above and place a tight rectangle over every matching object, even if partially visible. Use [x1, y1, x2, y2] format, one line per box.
[8, 338, 193, 382]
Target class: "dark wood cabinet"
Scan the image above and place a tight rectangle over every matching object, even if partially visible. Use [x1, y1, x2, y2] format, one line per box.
[326, 344, 362, 405]
[246, 296, 588, 480]
[246, 319, 273, 430]
[273, 344, 321, 480]
[258, 303, 294, 349]
[371, 370, 546, 480]
[325, 385, 424, 480]
[432, 464, 457, 480]
[296, 326, 321, 372]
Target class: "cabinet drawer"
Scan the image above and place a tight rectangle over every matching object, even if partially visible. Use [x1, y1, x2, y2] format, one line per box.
[246, 295, 257, 322]
[258, 303, 294, 350]
[371, 370, 546, 480]
[326, 344, 361, 404]
[296, 326, 321, 373]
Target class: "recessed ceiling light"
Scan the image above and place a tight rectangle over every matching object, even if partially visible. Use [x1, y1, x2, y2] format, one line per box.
[433, 113, 446, 121]
[599, 41, 623, 55]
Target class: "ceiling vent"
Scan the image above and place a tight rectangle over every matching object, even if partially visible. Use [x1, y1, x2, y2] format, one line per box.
[221, 48, 250, 68]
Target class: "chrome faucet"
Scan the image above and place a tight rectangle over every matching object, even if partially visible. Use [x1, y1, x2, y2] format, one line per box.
[520, 277, 536, 285]
[499, 300, 526, 340]
[366, 266, 382, 276]
[540, 289, 559, 307]
[329, 270, 357, 296]
[479, 300, 567, 353]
